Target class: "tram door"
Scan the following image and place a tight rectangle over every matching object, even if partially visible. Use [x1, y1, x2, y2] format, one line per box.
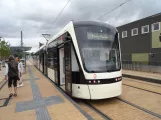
[64, 42, 72, 96]
[59, 48, 65, 86]
[53, 48, 59, 84]
[44, 54, 48, 76]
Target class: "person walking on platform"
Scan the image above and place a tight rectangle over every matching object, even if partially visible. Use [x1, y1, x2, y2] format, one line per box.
[4, 55, 19, 97]
[16, 57, 24, 87]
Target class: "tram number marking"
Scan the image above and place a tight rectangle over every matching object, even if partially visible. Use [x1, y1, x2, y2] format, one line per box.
[60, 36, 62, 41]
[93, 73, 96, 79]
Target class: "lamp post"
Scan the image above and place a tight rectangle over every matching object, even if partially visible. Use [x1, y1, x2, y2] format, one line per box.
[41, 34, 51, 76]
[42, 34, 51, 42]
[41, 34, 51, 53]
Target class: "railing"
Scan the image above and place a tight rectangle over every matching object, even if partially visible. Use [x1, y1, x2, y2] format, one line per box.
[122, 61, 161, 73]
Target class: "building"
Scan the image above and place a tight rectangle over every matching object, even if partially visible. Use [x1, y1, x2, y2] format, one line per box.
[117, 12, 161, 64]
[10, 46, 32, 58]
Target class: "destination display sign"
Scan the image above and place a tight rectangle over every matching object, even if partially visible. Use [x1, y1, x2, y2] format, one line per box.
[87, 32, 113, 40]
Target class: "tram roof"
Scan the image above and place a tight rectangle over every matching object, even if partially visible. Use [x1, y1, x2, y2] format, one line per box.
[35, 44, 46, 53]
[73, 21, 117, 31]
[47, 21, 117, 45]
[47, 21, 73, 45]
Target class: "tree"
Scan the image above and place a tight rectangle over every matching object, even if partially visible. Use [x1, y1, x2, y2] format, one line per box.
[0, 39, 11, 60]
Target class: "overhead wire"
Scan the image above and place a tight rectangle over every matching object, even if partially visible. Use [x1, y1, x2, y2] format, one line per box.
[46, 0, 71, 33]
[38, 0, 132, 45]
[36, 0, 71, 48]
[96, 0, 133, 20]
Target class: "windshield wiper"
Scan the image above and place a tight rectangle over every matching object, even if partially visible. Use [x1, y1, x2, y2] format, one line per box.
[89, 70, 96, 73]
[107, 69, 116, 72]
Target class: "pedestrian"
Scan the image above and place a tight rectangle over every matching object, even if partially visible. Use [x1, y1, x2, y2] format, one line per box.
[4, 55, 19, 97]
[16, 57, 24, 87]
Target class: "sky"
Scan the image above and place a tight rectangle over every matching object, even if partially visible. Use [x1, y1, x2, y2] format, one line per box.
[0, 0, 161, 50]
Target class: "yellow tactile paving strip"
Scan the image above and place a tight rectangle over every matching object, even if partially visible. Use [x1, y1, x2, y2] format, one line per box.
[123, 70, 161, 80]
[0, 61, 88, 120]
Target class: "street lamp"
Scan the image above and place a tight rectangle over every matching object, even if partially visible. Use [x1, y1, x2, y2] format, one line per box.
[41, 34, 51, 54]
[41, 34, 51, 42]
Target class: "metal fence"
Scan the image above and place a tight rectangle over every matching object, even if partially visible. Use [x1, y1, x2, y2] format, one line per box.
[122, 61, 161, 73]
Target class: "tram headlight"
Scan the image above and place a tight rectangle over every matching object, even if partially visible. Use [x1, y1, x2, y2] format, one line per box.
[116, 77, 122, 81]
[88, 80, 101, 84]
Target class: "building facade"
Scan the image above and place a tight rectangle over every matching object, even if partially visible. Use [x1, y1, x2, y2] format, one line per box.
[117, 12, 161, 64]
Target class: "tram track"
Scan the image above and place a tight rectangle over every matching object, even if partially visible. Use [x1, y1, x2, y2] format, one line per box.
[74, 99, 112, 120]
[72, 80, 161, 120]
[116, 97, 161, 119]
[36, 61, 161, 119]
[119, 84, 161, 118]
[62, 78, 161, 120]
[123, 83, 161, 95]
[123, 77, 161, 87]
[122, 77, 161, 95]
[48, 77, 161, 119]
[82, 100, 112, 120]
[80, 80, 161, 120]
[80, 97, 161, 120]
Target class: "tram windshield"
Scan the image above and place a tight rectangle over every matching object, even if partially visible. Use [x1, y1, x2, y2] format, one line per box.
[74, 25, 121, 73]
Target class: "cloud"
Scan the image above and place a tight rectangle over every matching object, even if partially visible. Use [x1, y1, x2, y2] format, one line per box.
[0, 0, 161, 48]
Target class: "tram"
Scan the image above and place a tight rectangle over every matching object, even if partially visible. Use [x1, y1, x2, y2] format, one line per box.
[33, 21, 122, 100]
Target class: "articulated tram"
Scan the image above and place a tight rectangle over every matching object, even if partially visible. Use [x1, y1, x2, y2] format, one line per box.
[33, 21, 122, 100]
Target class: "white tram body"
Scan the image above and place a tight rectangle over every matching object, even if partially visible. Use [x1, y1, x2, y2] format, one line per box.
[33, 21, 122, 100]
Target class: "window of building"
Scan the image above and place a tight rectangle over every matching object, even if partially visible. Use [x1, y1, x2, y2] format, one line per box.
[122, 31, 127, 38]
[142, 25, 149, 34]
[131, 28, 138, 36]
[152, 22, 160, 32]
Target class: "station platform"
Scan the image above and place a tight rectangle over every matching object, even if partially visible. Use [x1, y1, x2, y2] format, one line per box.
[0, 62, 91, 120]
[122, 70, 161, 84]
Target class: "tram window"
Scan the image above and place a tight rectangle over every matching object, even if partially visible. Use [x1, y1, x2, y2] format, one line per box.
[71, 45, 79, 71]
[74, 26, 121, 72]
[53, 49, 58, 70]
[47, 50, 54, 69]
